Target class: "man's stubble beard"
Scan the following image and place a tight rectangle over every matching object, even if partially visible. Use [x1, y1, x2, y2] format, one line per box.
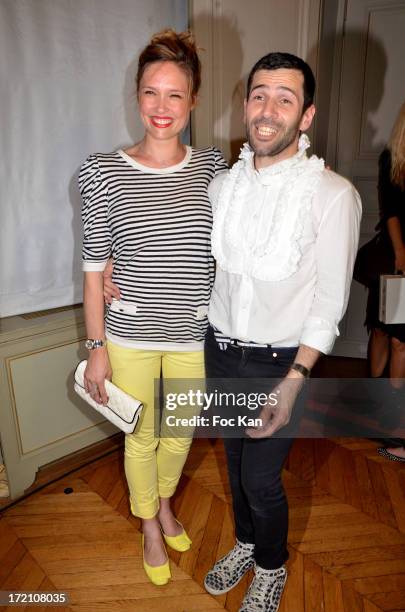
[247, 117, 301, 158]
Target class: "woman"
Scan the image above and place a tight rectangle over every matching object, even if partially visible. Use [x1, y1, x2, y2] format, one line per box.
[79, 29, 227, 584]
[366, 101, 405, 462]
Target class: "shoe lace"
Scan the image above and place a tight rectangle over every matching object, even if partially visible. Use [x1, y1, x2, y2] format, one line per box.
[248, 572, 268, 604]
[218, 542, 252, 575]
[247, 567, 282, 606]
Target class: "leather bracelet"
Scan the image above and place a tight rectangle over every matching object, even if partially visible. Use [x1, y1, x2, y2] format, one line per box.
[289, 362, 311, 378]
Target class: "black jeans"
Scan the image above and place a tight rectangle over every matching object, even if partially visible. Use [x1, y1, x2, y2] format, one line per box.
[204, 325, 300, 570]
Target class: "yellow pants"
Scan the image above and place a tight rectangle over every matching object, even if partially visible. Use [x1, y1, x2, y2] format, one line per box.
[107, 341, 205, 519]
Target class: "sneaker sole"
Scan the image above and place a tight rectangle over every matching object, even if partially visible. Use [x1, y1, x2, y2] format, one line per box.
[204, 562, 254, 596]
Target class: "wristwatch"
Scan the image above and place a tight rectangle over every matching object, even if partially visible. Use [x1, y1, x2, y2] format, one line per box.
[85, 339, 105, 350]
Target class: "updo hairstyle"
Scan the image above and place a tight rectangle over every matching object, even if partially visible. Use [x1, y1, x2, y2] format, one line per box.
[136, 29, 201, 99]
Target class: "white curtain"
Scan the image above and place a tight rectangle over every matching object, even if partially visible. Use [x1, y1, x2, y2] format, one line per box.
[0, 0, 187, 317]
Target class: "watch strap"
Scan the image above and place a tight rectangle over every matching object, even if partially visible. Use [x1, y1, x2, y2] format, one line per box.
[289, 362, 311, 378]
[85, 339, 105, 350]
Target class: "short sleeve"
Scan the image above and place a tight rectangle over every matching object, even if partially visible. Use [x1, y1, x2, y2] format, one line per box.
[213, 147, 229, 176]
[79, 155, 111, 271]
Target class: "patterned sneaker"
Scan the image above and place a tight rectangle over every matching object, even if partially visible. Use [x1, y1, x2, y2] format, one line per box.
[204, 539, 255, 595]
[377, 447, 405, 462]
[239, 564, 287, 612]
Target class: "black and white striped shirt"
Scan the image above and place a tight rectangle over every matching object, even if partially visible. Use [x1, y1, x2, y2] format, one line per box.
[79, 146, 228, 350]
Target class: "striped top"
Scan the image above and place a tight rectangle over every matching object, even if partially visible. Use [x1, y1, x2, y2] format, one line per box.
[79, 146, 228, 350]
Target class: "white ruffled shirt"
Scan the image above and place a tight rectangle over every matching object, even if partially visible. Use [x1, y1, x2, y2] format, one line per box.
[208, 136, 362, 353]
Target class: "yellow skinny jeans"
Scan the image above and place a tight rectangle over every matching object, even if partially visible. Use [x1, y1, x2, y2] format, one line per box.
[107, 341, 205, 519]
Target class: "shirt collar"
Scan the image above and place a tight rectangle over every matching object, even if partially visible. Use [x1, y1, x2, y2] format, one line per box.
[239, 133, 311, 180]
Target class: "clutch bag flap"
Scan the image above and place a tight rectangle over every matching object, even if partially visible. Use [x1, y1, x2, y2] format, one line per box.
[74, 360, 143, 434]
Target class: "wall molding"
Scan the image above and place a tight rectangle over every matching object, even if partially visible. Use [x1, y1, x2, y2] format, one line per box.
[189, 0, 216, 149]
[0, 307, 116, 498]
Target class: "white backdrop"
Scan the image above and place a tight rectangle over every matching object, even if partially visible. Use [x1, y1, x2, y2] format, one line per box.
[0, 0, 187, 317]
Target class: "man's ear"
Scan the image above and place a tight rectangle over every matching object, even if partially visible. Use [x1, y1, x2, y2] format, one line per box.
[299, 104, 316, 132]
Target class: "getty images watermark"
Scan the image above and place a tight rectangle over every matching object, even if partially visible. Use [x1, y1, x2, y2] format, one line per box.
[154, 377, 405, 439]
[164, 388, 280, 428]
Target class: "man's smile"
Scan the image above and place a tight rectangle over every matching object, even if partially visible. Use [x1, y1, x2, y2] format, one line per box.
[256, 125, 278, 137]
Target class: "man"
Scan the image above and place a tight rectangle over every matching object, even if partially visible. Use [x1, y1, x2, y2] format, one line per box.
[203, 52, 361, 611]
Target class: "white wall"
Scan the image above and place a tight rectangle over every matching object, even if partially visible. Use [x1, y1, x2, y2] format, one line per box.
[0, 0, 187, 318]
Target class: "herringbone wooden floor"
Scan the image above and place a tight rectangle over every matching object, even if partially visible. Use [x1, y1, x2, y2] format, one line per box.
[1, 437, 404, 611]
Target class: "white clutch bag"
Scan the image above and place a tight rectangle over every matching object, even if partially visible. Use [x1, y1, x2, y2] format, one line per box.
[74, 360, 143, 434]
[379, 274, 405, 324]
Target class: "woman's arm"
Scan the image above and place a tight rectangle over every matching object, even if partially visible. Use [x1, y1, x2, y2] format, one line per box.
[102, 258, 121, 304]
[387, 216, 405, 272]
[83, 271, 112, 404]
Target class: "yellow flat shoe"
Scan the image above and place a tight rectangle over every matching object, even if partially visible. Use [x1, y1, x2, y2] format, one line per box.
[142, 535, 171, 585]
[162, 521, 192, 552]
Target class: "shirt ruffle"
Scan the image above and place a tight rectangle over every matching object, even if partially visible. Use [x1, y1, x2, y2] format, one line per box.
[211, 135, 325, 281]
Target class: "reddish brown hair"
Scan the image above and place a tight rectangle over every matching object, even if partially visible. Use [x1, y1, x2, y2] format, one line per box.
[136, 29, 201, 99]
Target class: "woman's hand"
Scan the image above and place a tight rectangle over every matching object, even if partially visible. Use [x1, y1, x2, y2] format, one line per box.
[84, 348, 112, 405]
[103, 258, 121, 304]
[394, 246, 405, 273]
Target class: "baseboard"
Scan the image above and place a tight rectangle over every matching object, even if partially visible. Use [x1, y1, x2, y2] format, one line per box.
[0, 432, 124, 511]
